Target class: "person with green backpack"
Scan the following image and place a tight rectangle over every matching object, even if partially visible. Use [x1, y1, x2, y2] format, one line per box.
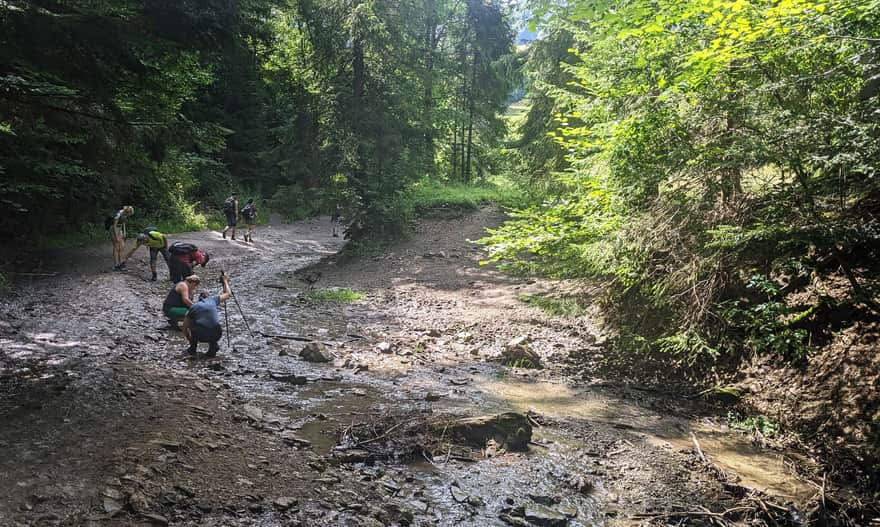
[116, 226, 169, 281]
[221, 193, 238, 240]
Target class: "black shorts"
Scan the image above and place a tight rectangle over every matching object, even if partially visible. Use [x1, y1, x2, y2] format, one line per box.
[224, 211, 237, 227]
[191, 325, 222, 344]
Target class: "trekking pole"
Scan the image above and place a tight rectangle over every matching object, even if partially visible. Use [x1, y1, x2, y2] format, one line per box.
[228, 285, 255, 339]
[223, 299, 231, 348]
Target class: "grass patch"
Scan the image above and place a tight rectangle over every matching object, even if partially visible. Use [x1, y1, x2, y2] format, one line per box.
[0, 271, 9, 292]
[407, 178, 525, 211]
[727, 411, 780, 437]
[517, 293, 587, 317]
[303, 287, 365, 303]
[342, 239, 390, 257]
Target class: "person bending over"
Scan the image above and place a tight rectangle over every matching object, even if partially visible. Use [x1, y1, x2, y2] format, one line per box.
[108, 206, 134, 268]
[116, 227, 169, 281]
[163, 274, 200, 327]
[182, 272, 232, 357]
[167, 242, 209, 283]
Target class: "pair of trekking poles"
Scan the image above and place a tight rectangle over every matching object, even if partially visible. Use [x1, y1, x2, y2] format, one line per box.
[221, 270, 254, 348]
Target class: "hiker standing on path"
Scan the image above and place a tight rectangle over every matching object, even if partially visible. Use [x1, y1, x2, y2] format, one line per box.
[331, 203, 341, 238]
[182, 272, 232, 357]
[167, 242, 209, 283]
[222, 194, 238, 240]
[109, 206, 134, 268]
[163, 274, 201, 327]
[241, 198, 257, 242]
[116, 227, 169, 281]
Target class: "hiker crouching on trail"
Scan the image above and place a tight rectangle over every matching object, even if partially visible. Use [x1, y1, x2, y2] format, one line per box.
[167, 242, 209, 283]
[108, 206, 134, 268]
[241, 198, 257, 242]
[163, 274, 200, 327]
[221, 193, 238, 240]
[182, 273, 232, 357]
[116, 227, 169, 281]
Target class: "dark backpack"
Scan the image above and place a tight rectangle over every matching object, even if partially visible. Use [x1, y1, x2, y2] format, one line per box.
[223, 197, 235, 213]
[242, 204, 256, 219]
[169, 242, 198, 256]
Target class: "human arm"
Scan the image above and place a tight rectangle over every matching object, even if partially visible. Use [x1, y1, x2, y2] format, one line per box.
[178, 282, 195, 307]
[122, 241, 142, 261]
[219, 273, 231, 302]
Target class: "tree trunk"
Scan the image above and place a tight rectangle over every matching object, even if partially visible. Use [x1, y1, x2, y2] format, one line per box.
[464, 50, 477, 183]
[423, 0, 437, 172]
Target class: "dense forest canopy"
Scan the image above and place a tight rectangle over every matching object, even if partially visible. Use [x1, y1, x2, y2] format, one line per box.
[490, 0, 880, 357]
[0, 0, 515, 241]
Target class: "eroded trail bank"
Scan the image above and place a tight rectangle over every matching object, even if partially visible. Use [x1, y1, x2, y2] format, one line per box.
[1, 210, 819, 526]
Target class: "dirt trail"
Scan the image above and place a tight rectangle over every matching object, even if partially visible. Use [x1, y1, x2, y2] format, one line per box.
[0, 210, 816, 526]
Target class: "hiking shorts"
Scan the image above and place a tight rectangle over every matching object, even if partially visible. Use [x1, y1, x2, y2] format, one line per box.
[191, 325, 222, 344]
[245, 217, 256, 226]
[164, 306, 189, 322]
[224, 211, 237, 227]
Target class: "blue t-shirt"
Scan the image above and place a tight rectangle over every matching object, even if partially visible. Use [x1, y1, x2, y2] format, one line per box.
[188, 295, 221, 330]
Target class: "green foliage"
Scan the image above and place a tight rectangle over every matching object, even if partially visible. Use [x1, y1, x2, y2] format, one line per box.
[720, 275, 810, 359]
[303, 288, 366, 304]
[517, 293, 587, 318]
[479, 0, 880, 370]
[407, 178, 525, 211]
[727, 411, 781, 438]
[1, 0, 518, 244]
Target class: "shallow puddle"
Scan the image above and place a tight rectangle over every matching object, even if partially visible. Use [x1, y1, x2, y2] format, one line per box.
[467, 375, 815, 505]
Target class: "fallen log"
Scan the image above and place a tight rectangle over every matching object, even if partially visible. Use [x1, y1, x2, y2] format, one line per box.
[439, 412, 533, 451]
[258, 331, 313, 342]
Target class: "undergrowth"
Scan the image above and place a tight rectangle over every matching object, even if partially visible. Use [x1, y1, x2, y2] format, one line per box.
[517, 293, 587, 317]
[407, 177, 525, 211]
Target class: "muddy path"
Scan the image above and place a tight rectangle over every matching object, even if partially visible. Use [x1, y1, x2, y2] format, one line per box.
[0, 210, 818, 526]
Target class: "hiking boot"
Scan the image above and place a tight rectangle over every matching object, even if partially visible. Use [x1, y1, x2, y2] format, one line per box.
[222, 230, 227, 239]
[150, 273, 157, 281]
[205, 344, 219, 358]
[184, 345, 197, 357]
[114, 262, 126, 271]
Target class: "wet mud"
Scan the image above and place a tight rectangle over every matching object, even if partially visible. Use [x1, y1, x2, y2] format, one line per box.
[0, 211, 816, 526]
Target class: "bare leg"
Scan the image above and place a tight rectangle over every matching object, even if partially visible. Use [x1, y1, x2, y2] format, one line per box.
[182, 317, 196, 355]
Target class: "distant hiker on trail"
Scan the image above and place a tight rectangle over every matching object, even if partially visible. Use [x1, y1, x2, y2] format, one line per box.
[331, 203, 341, 238]
[241, 198, 257, 242]
[163, 274, 201, 328]
[222, 194, 238, 240]
[116, 227, 169, 281]
[107, 205, 134, 268]
[181, 272, 232, 358]
[167, 242, 209, 283]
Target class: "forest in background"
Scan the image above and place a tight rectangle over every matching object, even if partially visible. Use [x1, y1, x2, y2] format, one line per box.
[0, 0, 515, 244]
[3, 0, 880, 491]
